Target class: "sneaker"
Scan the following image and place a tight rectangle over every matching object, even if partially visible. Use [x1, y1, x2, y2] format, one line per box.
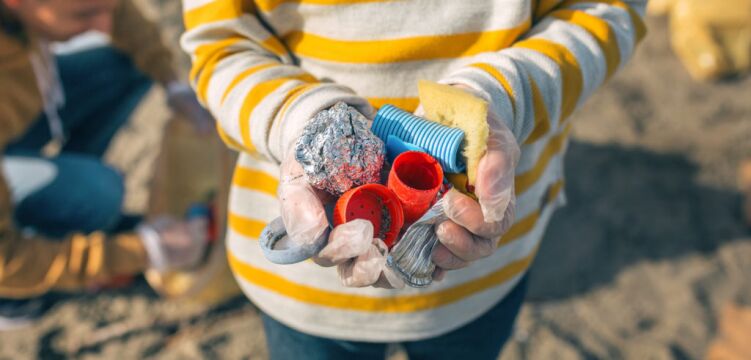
[0, 298, 51, 331]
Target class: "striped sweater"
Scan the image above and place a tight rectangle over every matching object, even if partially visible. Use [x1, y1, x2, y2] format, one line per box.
[181, 0, 646, 341]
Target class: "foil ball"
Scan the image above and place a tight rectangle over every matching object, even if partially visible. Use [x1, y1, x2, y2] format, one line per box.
[295, 102, 385, 195]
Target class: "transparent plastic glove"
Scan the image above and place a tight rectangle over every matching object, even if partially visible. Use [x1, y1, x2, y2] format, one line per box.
[314, 219, 373, 267]
[278, 152, 331, 249]
[137, 216, 208, 272]
[433, 107, 521, 272]
[166, 82, 214, 134]
[313, 220, 405, 289]
[337, 238, 387, 287]
[268, 103, 378, 264]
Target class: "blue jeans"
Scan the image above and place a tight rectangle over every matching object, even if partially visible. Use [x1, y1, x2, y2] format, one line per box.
[261, 275, 528, 360]
[4, 46, 152, 237]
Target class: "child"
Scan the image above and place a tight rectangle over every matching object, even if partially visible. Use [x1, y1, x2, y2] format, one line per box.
[182, 0, 646, 358]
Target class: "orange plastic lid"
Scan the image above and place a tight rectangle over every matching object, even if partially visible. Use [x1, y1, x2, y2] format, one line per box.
[334, 184, 405, 247]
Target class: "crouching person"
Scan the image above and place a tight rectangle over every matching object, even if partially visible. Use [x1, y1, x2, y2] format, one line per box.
[0, 0, 210, 329]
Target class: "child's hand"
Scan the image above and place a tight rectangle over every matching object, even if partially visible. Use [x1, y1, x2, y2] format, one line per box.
[165, 82, 214, 134]
[313, 220, 405, 289]
[433, 107, 520, 272]
[277, 153, 332, 249]
[277, 101, 380, 256]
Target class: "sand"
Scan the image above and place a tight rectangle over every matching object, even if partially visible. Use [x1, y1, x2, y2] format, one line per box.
[1, 8, 749, 360]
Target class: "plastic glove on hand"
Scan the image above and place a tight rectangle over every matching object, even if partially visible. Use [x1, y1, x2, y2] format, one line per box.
[313, 220, 405, 289]
[166, 82, 214, 134]
[260, 152, 333, 264]
[433, 106, 520, 273]
[138, 216, 209, 272]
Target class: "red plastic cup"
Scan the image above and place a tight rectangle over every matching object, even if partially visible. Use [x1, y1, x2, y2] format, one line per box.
[388, 151, 444, 225]
[333, 184, 405, 248]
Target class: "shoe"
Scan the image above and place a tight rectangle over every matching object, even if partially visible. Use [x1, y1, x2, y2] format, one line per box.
[0, 298, 51, 331]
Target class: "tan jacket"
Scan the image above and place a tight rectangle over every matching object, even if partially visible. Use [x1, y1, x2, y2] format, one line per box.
[0, 1, 175, 298]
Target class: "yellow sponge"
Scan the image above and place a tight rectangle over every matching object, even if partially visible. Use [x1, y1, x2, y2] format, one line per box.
[417, 80, 489, 186]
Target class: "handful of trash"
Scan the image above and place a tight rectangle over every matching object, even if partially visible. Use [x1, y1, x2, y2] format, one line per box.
[261, 81, 490, 287]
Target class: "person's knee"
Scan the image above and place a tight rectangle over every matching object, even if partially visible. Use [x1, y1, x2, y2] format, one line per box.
[12, 156, 126, 236]
[85, 164, 125, 230]
[56, 162, 124, 234]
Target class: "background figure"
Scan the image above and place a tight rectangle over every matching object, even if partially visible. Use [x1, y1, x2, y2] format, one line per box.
[0, 0, 212, 329]
[5, 46, 151, 237]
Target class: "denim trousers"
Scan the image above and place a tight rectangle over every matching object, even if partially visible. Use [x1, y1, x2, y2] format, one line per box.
[261, 275, 528, 360]
[4, 46, 151, 237]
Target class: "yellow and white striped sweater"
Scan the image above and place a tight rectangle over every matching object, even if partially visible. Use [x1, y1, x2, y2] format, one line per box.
[181, 0, 646, 341]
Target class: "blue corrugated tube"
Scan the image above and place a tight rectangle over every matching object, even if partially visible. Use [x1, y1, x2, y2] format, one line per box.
[371, 105, 465, 173]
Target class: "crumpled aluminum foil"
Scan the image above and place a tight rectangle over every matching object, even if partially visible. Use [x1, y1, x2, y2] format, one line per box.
[295, 102, 385, 195]
[386, 197, 448, 287]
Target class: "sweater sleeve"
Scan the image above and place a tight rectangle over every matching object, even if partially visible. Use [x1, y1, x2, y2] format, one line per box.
[180, 0, 373, 163]
[440, 0, 647, 144]
[0, 176, 149, 299]
[110, 0, 178, 84]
